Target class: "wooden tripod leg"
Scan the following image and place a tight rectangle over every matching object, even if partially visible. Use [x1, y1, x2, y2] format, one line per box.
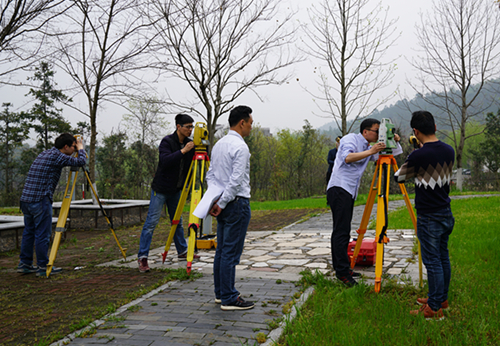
[47, 169, 79, 278]
[351, 163, 379, 269]
[391, 158, 423, 288]
[161, 163, 194, 263]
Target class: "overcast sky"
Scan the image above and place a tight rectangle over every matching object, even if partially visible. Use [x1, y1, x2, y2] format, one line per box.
[1, 0, 435, 141]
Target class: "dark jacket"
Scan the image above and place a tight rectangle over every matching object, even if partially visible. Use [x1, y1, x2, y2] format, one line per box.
[151, 131, 195, 194]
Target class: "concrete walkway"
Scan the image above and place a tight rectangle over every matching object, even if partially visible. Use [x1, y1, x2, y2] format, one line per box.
[57, 199, 423, 346]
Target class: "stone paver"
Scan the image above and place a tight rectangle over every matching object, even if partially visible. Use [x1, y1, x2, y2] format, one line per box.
[55, 200, 428, 346]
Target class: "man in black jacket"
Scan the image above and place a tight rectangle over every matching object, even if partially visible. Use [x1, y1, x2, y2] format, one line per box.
[137, 114, 198, 272]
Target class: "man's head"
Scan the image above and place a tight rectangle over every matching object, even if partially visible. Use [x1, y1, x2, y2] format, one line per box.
[360, 118, 381, 142]
[335, 136, 342, 148]
[410, 111, 436, 135]
[55, 133, 77, 155]
[229, 105, 253, 137]
[175, 113, 194, 140]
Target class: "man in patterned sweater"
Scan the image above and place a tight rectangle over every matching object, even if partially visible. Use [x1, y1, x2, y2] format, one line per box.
[394, 111, 455, 320]
[18, 133, 87, 277]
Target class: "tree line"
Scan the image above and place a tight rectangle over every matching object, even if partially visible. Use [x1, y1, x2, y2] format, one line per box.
[2, 0, 499, 202]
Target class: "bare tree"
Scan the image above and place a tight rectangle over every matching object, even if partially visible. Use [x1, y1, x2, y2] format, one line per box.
[0, 0, 67, 82]
[147, 0, 300, 147]
[408, 0, 500, 189]
[304, 0, 399, 136]
[121, 97, 168, 147]
[49, 0, 155, 180]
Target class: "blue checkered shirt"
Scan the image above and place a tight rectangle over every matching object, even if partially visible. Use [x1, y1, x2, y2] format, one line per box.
[21, 147, 87, 203]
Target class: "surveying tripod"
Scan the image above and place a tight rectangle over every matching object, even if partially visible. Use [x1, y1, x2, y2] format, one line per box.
[161, 123, 210, 275]
[349, 153, 423, 293]
[46, 141, 127, 278]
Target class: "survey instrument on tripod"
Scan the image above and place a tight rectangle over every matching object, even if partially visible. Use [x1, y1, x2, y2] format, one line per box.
[349, 153, 423, 293]
[46, 135, 127, 277]
[161, 122, 211, 274]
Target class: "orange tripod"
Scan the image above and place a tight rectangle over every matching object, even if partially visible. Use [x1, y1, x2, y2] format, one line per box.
[350, 154, 423, 292]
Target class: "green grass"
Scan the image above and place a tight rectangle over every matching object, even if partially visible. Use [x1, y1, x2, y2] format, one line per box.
[280, 196, 500, 346]
[0, 207, 22, 215]
[250, 196, 328, 211]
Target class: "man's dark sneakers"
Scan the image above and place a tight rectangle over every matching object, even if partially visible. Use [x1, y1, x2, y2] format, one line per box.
[221, 297, 255, 311]
[337, 274, 358, 287]
[350, 270, 362, 278]
[215, 294, 240, 304]
[17, 263, 38, 274]
[178, 252, 201, 260]
[36, 267, 62, 277]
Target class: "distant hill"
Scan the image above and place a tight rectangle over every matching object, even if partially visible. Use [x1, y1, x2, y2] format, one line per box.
[318, 79, 500, 139]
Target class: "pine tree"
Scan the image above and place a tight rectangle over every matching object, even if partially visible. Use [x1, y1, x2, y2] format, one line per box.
[0, 103, 31, 206]
[27, 61, 72, 150]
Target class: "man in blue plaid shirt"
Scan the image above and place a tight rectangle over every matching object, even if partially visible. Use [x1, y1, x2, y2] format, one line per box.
[17, 133, 87, 277]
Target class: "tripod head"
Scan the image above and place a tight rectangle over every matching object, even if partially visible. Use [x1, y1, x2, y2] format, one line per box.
[193, 122, 210, 150]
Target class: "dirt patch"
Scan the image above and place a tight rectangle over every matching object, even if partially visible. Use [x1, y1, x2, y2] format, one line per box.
[0, 208, 326, 346]
[249, 209, 325, 232]
[0, 267, 194, 346]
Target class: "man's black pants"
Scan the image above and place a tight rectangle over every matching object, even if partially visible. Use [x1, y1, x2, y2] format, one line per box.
[327, 186, 355, 277]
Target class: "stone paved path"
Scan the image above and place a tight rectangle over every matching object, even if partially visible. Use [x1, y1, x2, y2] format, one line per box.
[57, 200, 423, 346]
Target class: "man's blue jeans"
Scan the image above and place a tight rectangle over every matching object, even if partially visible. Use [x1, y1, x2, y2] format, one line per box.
[417, 207, 454, 312]
[213, 197, 251, 305]
[138, 190, 187, 259]
[19, 197, 53, 268]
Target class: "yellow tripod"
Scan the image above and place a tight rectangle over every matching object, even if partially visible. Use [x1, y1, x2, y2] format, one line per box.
[350, 154, 423, 293]
[161, 123, 210, 275]
[46, 147, 127, 278]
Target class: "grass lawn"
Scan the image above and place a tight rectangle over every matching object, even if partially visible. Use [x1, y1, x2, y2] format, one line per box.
[279, 196, 500, 346]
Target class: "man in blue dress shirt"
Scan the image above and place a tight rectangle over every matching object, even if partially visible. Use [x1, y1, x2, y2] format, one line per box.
[326, 119, 402, 286]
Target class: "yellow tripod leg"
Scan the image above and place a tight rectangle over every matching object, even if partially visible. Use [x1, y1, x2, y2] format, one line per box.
[351, 163, 379, 268]
[391, 159, 423, 287]
[47, 169, 79, 278]
[161, 163, 194, 263]
[374, 157, 391, 293]
[185, 154, 209, 274]
[83, 170, 127, 260]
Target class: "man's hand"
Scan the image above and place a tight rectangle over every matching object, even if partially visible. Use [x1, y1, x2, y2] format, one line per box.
[370, 142, 386, 154]
[209, 203, 222, 217]
[394, 134, 401, 142]
[76, 137, 84, 150]
[181, 141, 195, 154]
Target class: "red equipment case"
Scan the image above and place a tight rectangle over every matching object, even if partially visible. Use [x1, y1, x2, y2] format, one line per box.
[348, 239, 377, 266]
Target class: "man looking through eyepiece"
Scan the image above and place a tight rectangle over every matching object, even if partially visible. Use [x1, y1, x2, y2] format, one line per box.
[17, 133, 86, 277]
[327, 119, 402, 287]
[137, 113, 199, 273]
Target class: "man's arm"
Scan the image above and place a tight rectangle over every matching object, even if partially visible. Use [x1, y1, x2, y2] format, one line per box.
[345, 142, 386, 163]
[158, 137, 194, 168]
[327, 149, 336, 165]
[394, 154, 416, 183]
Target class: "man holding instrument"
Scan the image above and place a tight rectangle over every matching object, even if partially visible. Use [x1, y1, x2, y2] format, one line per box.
[17, 133, 86, 277]
[327, 119, 402, 287]
[137, 113, 199, 273]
